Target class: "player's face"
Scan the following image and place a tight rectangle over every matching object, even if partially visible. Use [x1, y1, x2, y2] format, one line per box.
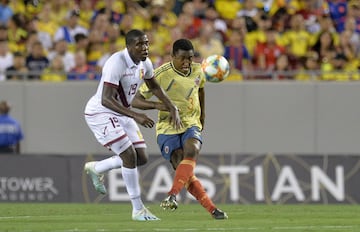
[128, 35, 149, 64]
[172, 49, 194, 74]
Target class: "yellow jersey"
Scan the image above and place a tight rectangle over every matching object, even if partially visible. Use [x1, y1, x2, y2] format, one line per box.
[139, 62, 206, 135]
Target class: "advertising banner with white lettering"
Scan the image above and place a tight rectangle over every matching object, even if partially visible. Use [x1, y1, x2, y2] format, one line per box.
[0, 154, 359, 204]
[0, 155, 67, 202]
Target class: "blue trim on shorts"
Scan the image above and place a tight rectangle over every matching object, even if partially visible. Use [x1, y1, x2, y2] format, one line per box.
[157, 126, 202, 160]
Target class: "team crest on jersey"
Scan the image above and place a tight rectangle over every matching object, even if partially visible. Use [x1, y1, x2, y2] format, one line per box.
[140, 69, 144, 79]
[194, 76, 200, 86]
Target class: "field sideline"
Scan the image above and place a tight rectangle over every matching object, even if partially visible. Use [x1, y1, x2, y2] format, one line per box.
[0, 203, 359, 232]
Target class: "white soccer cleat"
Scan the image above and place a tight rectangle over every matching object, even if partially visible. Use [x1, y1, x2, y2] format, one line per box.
[84, 161, 107, 195]
[132, 207, 160, 221]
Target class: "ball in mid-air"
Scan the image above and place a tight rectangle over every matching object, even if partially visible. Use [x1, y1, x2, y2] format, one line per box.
[201, 55, 230, 83]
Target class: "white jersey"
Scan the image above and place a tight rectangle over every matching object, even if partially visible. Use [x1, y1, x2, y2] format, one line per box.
[85, 48, 154, 115]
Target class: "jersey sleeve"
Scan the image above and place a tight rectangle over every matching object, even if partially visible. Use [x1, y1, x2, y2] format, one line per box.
[143, 58, 154, 80]
[102, 55, 123, 85]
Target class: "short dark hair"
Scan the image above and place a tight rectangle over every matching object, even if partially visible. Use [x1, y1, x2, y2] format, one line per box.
[74, 33, 87, 42]
[172, 39, 194, 55]
[125, 29, 145, 46]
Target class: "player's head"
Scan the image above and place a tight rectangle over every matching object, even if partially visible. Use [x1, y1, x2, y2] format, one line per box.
[125, 29, 149, 64]
[0, 101, 10, 115]
[171, 39, 195, 75]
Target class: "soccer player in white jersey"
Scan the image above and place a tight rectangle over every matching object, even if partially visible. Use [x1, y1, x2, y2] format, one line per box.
[84, 29, 181, 221]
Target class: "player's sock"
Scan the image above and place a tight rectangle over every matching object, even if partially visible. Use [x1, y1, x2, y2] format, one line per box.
[94, 155, 123, 173]
[186, 176, 216, 214]
[122, 167, 145, 213]
[168, 158, 195, 195]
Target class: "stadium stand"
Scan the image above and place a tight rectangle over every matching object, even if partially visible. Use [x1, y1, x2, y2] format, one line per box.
[0, 0, 360, 81]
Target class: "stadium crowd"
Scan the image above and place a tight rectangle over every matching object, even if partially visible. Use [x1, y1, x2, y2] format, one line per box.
[0, 0, 360, 81]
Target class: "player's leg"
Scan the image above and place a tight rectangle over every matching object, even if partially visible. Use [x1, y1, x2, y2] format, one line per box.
[167, 126, 202, 196]
[186, 176, 228, 219]
[157, 134, 182, 210]
[120, 118, 159, 221]
[160, 127, 201, 210]
[126, 119, 149, 167]
[170, 149, 184, 170]
[84, 114, 127, 194]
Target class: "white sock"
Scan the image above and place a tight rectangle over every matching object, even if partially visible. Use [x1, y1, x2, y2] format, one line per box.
[121, 167, 144, 213]
[94, 155, 123, 173]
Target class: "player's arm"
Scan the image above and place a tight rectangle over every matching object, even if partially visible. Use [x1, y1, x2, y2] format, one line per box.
[199, 87, 205, 130]
[101, 84, 155, 128]
[144, 78, 182, 130]
[132, 92, 168, 111]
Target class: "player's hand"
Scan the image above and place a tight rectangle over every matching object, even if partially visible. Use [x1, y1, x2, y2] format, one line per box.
[169, 105, 183, 130]
[133, 113, 155, 128]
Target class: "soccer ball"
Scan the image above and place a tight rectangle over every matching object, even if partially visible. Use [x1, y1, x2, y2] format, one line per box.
[201, 55, 230, 83]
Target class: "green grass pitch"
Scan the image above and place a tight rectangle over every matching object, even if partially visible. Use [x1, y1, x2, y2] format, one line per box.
[0, 203, 359, 232]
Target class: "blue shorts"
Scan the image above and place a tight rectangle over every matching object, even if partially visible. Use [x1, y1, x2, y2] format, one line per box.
[157, 126, 202, 160]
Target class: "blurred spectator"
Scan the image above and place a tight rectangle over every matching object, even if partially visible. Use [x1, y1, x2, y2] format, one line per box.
[48, 39, 75, 72]
[0, 0, 13, 25]
[147, 0, 178, 30]
[321, 52, 357, 81]
[41, 55, 66, 82]
[27, 17, 53, 51]
[274, 53, 292, 80]
[311, 15, 340, 47]
[119, 13, 134, 37]
[0, 100, 23, 154]
[295, 51, 320, 81]
[74, 33, 89, 53]
[223, 29, 251, 79]
[36, 2, 58, 39]
[192, 21, 224, 59]
[244, 13, 272, 56]
[311, 30, 337, 63]
[327, 0, 348, 33]
[282, 14, 312, 67]
[214, 0, 241, 20]
[203, 5, 228, 43]
[6, 51, 28, 80]
[179, 1, 203, 38]
[253, 28, 286, 74]
[97, 40, 119, 69]
[346, 1, 360, 33]
[236, 0, 260, 32]
[53, 9, 88, 48]
[25, 31, 40, 55]
[6, 13, 27, 53]
[92, 0, 122, 25]
[25, 41, 49, 80]
[341, 16, 360, 59]
[67, 50, 99, 81]
[77, 0, 94, 30]
[49, 0, 76, 27]
[147, 15, 171, 61]
[338, 29, 357, 62]
[296, 0, 322, 34]
[0, 24, 7, 40]
[0, 39, 13, 81]
[86, 41, 103, 67]
[88, 12, 110, 44]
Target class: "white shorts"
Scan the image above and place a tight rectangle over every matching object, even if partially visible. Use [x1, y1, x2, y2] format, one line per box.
[85, 112, 146, 155]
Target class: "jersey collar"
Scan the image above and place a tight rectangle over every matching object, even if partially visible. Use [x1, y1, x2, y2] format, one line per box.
[171, 62, 191, 77]
[124, 48, 137, 68]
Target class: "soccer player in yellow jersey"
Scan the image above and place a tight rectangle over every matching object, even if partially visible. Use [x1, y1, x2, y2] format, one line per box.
[133, 39, 228, 220]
